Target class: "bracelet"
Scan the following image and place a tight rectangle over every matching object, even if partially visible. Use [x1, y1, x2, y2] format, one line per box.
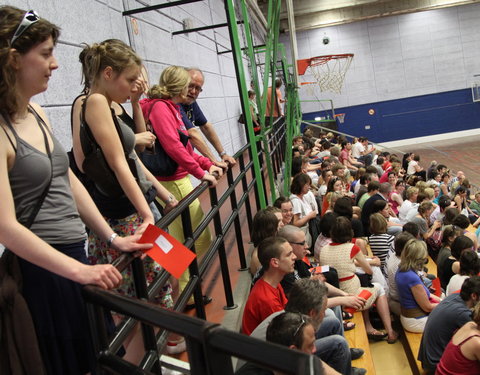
[107, 233, 118, 248]
[219, 151, 227, 157]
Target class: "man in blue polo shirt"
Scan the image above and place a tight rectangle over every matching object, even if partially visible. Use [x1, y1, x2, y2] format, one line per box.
[180, 68, 236, 168]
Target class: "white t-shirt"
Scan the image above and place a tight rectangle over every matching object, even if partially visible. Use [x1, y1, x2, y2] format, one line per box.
[386, 254, 401, 302]
[318, 184, 327, 197]
[407, 160, 418, 175]
[405, 205, 420, 223]
[446, 275, 469, 296]
[290, 191, 317, 219]
[398, 200, 417, 223]
[430, 206, 444, 223]
[351, 142, 364, 158]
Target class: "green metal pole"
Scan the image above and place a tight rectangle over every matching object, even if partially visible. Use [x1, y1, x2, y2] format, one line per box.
[261, 0, 282, 202]
[224, 0, 266, 208]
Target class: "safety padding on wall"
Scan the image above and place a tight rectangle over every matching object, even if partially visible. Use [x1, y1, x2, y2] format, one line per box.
[303, 88, 480, 143]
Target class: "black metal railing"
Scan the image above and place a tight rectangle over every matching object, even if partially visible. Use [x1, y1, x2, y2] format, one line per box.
[83, 285, 321, 375]
[83, 116, 288, 374]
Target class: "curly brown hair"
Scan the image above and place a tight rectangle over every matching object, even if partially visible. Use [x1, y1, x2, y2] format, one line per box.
[0, 6, 60, 117]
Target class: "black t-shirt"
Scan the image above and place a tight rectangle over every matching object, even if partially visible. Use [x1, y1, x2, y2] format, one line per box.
[418, 293, 472, 370]
[439, 257, 456, 290]
[281, 260, 312, 295]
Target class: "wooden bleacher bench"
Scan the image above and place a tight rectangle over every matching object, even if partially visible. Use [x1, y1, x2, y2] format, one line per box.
[341, 242, 376, 374]
[344, 312, 376, 374]
[401, 255, 437, 375]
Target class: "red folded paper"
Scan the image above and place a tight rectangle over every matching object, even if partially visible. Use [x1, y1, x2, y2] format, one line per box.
[138, 224, 196, 278]
[344, 289, 373, 315]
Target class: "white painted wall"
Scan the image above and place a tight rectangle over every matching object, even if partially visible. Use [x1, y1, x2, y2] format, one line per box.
[7, 0, 249, 156]
[281, 3, 480, 113]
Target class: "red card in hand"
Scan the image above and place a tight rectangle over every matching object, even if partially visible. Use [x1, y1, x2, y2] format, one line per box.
[138, 224, 196, 278]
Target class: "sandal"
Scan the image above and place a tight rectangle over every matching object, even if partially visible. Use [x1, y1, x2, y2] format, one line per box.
[342, 311, 354, 320]
[367, 330, 387, 341]
[387, 332, 399, 344]
[343, 321, 356, 331]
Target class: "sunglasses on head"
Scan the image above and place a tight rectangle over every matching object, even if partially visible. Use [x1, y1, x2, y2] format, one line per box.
[11, 10, 40, 46]
[290, 240, 306, 246]
[292, 314, 307, 339]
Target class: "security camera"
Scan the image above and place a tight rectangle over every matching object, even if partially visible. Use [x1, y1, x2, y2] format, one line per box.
[322, 36, 330, 45]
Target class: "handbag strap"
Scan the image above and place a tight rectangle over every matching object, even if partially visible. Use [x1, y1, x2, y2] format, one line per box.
[144, 99, 164, 137]
[2, 106, 53, 228]
[80, 95, 129, 156]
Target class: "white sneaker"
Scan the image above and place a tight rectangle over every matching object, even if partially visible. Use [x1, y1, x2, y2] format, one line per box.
[166, 339, 186, 355]
[161, 366, 183, 375]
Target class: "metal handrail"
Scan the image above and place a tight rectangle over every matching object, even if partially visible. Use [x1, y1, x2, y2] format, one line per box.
[84, 116, 288, 373]
[83, 285, 321, 375]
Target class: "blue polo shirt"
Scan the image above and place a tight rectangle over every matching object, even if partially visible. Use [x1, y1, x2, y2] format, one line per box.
[180, 102, 208, 130]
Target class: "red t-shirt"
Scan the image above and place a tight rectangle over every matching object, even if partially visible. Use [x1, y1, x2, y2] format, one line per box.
[242, 279, 288, 335]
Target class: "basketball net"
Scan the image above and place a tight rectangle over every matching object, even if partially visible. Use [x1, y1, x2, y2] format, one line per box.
[297, 54, 353, 94]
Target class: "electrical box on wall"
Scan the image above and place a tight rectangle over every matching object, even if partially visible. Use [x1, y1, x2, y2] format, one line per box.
[182, 18, 194, 32]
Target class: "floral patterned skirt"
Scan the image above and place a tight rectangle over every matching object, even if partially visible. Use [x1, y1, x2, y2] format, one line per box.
[88, 212, 173, 309]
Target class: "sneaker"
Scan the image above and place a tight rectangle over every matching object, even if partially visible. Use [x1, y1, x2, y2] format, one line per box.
[166, 339, 186, 355]
[161, 367, 183, 375]
[185, 295, 213, 310]
[351, 367, 367, 375]
[350, 348, 364, 360]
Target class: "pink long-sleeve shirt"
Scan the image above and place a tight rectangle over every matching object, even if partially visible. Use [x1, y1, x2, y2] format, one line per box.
[140, 98, 213, 181]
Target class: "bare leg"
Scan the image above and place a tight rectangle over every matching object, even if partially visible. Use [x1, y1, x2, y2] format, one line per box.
[376, 295, 397, 341]
[362, 310, 375, 333]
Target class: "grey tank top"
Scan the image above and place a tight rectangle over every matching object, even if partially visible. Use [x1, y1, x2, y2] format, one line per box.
[80, 103, 152, 196]
[5, 113, 86, 244]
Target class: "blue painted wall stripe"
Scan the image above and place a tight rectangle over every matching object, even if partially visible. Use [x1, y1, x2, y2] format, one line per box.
[302, 89, 480, 143]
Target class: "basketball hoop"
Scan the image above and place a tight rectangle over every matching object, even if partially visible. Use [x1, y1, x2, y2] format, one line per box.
[334, 113, 345, 123]
[297, 54, 353, 94]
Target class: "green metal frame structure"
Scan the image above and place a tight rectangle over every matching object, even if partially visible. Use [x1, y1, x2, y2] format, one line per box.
[233, 0, 302, 201]
[125, 0, 301, 205]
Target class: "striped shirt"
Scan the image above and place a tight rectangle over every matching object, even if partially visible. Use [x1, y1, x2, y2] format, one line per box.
[368, 233, 395, 275]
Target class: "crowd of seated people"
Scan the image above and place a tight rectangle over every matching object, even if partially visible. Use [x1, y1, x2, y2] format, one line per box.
[242, 127, 480, 375]
[8, 4, 479, 372]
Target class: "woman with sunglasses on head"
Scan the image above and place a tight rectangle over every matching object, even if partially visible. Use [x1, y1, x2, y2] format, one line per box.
[0, 7, 152, 374]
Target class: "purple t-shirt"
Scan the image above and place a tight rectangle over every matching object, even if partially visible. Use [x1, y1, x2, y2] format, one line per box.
[180, 102, 208, 130]
[396, 269, 430, 309]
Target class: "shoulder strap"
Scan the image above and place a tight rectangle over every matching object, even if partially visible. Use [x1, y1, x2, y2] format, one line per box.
[26, 105, 53, 228]
[70, 94, 85, 132]
[458, 334, 480, 347]
[80, 96, 128, 155]
[0, 126, 17, 153]
[144, 99, 164, 136]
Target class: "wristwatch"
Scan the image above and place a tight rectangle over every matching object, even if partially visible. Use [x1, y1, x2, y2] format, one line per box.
[107, 232, 118, 248]
[219, 151, 227, 157]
